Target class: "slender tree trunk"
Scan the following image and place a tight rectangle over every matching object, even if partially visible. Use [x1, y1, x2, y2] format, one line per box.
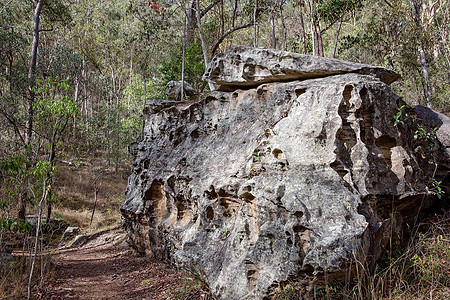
[411, 0, 433, 107]
[28, 179, 47, 300]
[253, 0, 258, 47]
[186, 0, 196, 44]
[220, 0, 224, 36]
[308, 0, 320, 56]
[280, 1, 287, 51]
[317, 21, 324, 56]
[181, 0, 187, 100]
[269, 6, 277, 49]
[298, 3, 307, 54]
[20, 0, 44, 221]
[27, 0, 44, 145]
[73, 76, 79, 141]
[195, 0, 215, 91]
[45, 137, 56, 226]
[90, 179, 101, 227]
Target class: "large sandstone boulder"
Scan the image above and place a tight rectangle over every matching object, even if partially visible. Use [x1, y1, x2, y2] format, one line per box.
[121, 47, 448, 299]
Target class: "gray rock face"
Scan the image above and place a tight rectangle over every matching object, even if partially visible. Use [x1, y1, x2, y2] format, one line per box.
[71, 235, 86, 247]
[165, 80, 198, 101]
[121, 48, 448, 299]
[62, 226, 80, 240]
[414, 105, 450, 155]
[204, 45, 400, 90]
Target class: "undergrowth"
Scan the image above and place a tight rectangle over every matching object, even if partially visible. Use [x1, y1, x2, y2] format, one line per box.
[273, 212, 450, 300]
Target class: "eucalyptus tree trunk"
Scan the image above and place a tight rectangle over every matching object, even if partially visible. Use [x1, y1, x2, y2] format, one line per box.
[19, 0, 44, 220]
[269, 6, 277, 49]
[298, 2, 307, 54]
[27, 0, 44, 145]
[308, 0, 323, 56]
[253, 0, 258, 47]
[186, 0, 197, 44]
[411, 0, 433, 108]
[195, 0, 215, 91]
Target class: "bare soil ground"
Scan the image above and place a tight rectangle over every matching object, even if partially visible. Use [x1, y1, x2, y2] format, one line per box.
[42, 229, 189, 300]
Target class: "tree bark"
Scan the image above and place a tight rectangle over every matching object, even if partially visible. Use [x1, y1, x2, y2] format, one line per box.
[411, 0, 433, 107]
[280, 1, 287, 51]
[195, 0, 215, 91]
[20, 0, 44, 221]
[186, 0, 196, 45]
[298, 3, 307, 54]
[269, 6, 277, 49]
[253, 0, 258, 47]
[26, 0, 44, 146]
[308, 0, 321, 56]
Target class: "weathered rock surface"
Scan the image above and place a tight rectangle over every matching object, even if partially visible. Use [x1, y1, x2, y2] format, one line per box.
[414, 105, 450, 155]
[121, 47, 448, 299]
[204, 45, 400, 90]
[165, 80, 198, 101]
[71, 235, 86, 247]
[62, 226, 80, 240]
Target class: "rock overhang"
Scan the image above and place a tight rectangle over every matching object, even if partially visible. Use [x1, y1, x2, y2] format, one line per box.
[203, 45, 400, 91]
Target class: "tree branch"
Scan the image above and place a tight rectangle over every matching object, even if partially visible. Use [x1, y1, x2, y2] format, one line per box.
[38, 25, 54, 32]
[383, 0, 393, 8]
[200, 0, 220, 19]
[0, 108, 25, 145]
[210, 22, 253, 56]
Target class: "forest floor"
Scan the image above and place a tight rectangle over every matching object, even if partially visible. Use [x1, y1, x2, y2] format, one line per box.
[41, 228, 192, 300]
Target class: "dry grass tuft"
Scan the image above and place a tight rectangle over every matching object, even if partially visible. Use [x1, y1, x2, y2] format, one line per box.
[52, 207, 121, 230]
[273, 212, 450, 300]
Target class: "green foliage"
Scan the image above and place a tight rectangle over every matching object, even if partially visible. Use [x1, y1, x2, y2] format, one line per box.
[0, 155, 27, 176]
[160, 43, 206, 92]
[317, 0, 363, 24]
[393, 103, 445, 200]
[34, 78, 78, 124]
[0, 217, 32, 234]
[428, 178, 445, 199]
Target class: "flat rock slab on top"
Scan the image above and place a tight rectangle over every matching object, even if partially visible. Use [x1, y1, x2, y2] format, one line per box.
[204, 45, 400, 90]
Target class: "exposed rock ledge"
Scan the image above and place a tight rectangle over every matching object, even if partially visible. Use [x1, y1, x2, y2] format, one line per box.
[204, 45, 400, 90]
[121, 47, 448, 299]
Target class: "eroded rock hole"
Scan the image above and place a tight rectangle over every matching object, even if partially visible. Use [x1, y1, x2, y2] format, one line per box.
[357, 88, 374, 144]
[205, 186, 218, 201]
[241, 192, 256, 202]
[267, 234, 275, 249]
[245, 260, 259, 289]
[330, 160, 349, 178]
[375, 135, 397, 168]
[332, 87, 358, 179]
[191, 128, 200, 139]
[343, 85, 353, 106]
[219, 198, 231, 209]
[206, 206, 214, 220]
[295, 88, 307, 97]
[293, 224, 308, 233]
[276, 185, 286, 201]
[272, 148, 283, 159]
[294, 211, 304, 219]
[143, 180, 166, 222]
[177, 202, 186, 221]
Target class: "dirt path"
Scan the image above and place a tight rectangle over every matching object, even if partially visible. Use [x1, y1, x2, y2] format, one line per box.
[42, 229, 190, 299]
